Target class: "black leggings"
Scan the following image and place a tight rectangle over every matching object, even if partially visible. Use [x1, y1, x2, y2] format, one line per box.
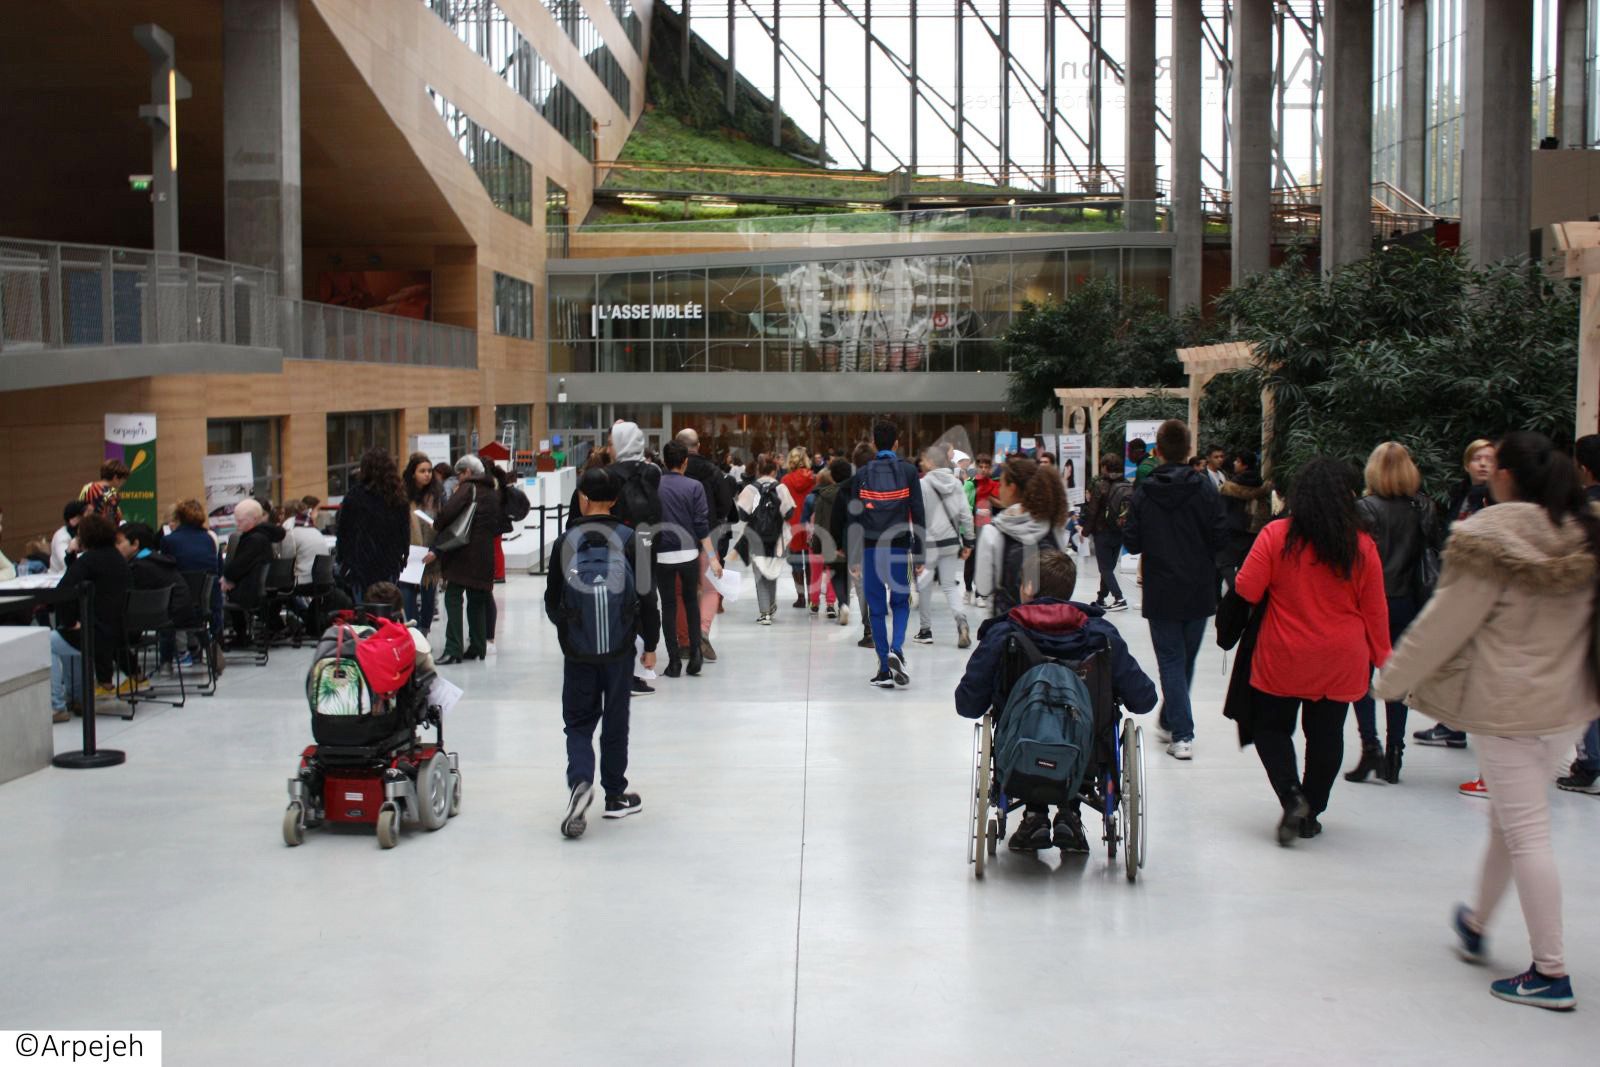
[654, 559, 702, 660]
[1251, 690, 1349, 816]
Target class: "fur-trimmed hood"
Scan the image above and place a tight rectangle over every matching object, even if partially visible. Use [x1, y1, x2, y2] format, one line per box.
[1219, 477, 1270, 502]
[1441, 502, 1596, 594]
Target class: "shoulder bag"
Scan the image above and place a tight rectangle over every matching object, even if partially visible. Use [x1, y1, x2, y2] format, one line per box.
[432, 485, 478, 554]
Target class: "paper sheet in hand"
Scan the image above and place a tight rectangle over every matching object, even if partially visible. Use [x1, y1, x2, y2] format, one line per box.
[428, 675, 464, 716]
[634, 635, 657, 680]
[415, 510, 434, 525]
[399, 545, 430, 585]
[706, 566, 743, 603]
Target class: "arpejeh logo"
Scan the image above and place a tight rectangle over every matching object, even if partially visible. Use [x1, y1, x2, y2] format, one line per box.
[108, 421, 152, 441]
[590, 302, 704, 336]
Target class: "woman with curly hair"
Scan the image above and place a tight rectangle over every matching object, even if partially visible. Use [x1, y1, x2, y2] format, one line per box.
[973, 455, 1069, 616]
[335, 447, 410, 602]
[1234, 457, 1390, 845]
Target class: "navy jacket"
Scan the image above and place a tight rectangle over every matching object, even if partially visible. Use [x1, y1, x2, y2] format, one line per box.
[544, 514, 661, 658]
[844, 452, 926, 560]
[1122, 463, 1227, 621]
[655, 471, 710, 555]
[955, 598, 1157, 720]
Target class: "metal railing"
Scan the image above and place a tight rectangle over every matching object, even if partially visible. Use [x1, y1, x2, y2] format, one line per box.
[0, 238, 278, 352]
[278, 298, 477, 369]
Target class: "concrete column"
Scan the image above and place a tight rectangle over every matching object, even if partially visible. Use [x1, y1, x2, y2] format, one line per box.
[1124, 0, 1157, 231]
[1231, 0, 1273, 283]
[1558, 0, 1589, 148]
[1462, 0, 1533, 266]
[1171, 0, 1204, 308]
[223, 0, 302, 297]
[1323, 0, 1374, 272]
[1399, 0, 1427, 200]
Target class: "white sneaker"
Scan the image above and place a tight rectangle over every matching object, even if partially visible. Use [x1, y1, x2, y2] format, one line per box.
[1167, 740, 1193, 761]
[838, 604, 849, 627]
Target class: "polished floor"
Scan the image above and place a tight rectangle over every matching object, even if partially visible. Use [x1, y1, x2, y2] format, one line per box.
[2, 560, 1595, 1064]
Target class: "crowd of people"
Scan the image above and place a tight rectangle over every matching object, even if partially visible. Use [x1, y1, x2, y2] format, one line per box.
[4, 414, 1596, 1014]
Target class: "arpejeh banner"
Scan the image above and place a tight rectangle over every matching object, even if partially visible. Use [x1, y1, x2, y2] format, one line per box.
[104, 413, 157, 527]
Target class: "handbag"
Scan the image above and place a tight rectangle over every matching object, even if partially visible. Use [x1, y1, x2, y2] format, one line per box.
[432, 485, 477, 554]
[1410, 494, 1442, 606]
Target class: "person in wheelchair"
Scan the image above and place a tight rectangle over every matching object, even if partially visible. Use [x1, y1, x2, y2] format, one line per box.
[956, 550, 1156, 853]
[361, 582, 438, 680]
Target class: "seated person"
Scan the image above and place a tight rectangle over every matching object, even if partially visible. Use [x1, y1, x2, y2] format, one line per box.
[161, 498, 223, 640]
[51, 513, 133, 716]
[122, 523, 200, 668]
[955, 549, 1157, 853]
[221, 499, 285, 636]
[363, 581, 437, 679]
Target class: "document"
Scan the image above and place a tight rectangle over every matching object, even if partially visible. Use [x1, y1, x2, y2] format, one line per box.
[399, 544, 430, 585]
[428, 675, 464, 716]
[415, 510, 434, 525]
[706, 565, 743, 603]
[634, 635, 657, 680]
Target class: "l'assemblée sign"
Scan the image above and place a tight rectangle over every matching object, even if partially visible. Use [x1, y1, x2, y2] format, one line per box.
[590, 303, 704, 335]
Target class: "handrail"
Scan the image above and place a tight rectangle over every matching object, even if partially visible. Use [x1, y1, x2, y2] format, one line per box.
[277, 297, 478, 369]
[0, 237, 278, 352]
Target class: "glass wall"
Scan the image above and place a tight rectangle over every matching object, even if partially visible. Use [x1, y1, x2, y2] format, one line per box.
[429, 89, 534, 223]
[547, 180, 571, 258]
[428, 407, 475, 462]
[548, 246, 1170, 374]
[494, 272, 534, 339]
[1372, 0, 1406, 190]
[608, 0, 642, 54]
[494, 403, 534, 452]
[207, 418, 282, 504]
[543, 0, 631, 111]
[326, 411, 397, 497]
[423, 0, 595, 157]
[667, 411, 1021, 466]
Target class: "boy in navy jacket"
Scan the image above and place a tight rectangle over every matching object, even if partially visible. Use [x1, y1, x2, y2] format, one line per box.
[956, 549, 1156, 853]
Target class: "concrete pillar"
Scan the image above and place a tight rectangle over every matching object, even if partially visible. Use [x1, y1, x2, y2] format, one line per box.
[223, 0, 302, 297]
[1171, 0, 1204, 308]
[1462, 0, 1533, 266]
[1323, 0, 1374, 272]
[1231, 0, 1273, 283]
[1558, 0, 1589, 148]
[1399, 0, 1427, 201]
[1124, 0, 1158, 231]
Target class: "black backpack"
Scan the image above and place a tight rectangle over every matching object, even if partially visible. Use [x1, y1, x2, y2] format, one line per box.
[811, 483, 842, 553]
[994, 528, 1070, 616]
[502, 485, 532, 523]
[746, 481, 785, 552]
[1100, 480, 1133, 532]
[612, 462, 661, 544]
[559, 525, 637, 662]
[856, 456, 913, 539]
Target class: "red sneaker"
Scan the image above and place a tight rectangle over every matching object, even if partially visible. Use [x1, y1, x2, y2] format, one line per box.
[1459, 777, 1489, 798]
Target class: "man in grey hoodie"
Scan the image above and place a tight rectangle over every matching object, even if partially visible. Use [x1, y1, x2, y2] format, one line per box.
[914, 444, 976, 648]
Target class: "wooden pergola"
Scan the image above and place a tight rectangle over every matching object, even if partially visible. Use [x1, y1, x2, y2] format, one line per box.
[1550, 221, 1600, 435]
[1055, 341, 1265, 477]
[1054, 386, 1189, 476]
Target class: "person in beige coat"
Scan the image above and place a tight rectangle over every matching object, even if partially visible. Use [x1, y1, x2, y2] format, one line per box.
[1374, 432, 1596, 1012]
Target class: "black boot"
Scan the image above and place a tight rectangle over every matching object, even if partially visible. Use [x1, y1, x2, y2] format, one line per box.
[663, 657, 682, 678]
[686, 649, 703, 676]
[1344, 741, 1384, 783]
[1383, 741, 1404, 784]
[1277, 787, 1310, 847]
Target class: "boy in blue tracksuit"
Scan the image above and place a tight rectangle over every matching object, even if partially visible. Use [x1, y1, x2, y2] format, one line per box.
[845, 419, 927, 689]
[956, 549, 1157, 852]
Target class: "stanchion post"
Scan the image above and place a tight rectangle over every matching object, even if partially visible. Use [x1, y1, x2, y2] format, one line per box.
[53, 583, 126, 769]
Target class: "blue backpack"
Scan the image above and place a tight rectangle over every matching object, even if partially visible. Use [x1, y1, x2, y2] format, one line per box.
[560, 525, 637, 662]
[856, 454, 913, 538]
[993, 632, 1097, 806]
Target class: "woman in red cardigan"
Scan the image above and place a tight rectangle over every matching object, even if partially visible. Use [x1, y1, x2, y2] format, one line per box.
[1235, 458, 1392, 845]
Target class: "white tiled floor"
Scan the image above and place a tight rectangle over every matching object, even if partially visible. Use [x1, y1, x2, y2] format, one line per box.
[1, 560, 1595, 1064]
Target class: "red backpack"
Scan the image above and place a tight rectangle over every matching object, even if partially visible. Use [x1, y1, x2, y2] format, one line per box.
[326, 615, 417, 696]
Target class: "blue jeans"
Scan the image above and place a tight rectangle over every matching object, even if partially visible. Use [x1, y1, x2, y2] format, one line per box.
[861, 547, 911, 672]
[401, 582, 437, 631]
[562, 659, 633, 794]
[1149, 617, 1207, 742]
[1578, 718, 1600, 773]
[1353, 594, 1419, 746]
[50, 630, 83, 711]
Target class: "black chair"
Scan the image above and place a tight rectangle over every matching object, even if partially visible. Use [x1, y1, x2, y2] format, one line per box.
[119, 585, 176, 717]
[223, 565, 271, 666]
[306, 554, 335, 632]
[179, 571, 221, 696]
[262, 557, 305, 648]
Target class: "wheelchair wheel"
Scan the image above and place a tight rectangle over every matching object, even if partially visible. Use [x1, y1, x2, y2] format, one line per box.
[986, 817, 999, 856]
[376, 802, 401, 849]
[971, 719, 992, 878]
[1121, 720, 1144, 882]
[418, 752, 452, 831]
[1134, 723, 1148, 870]
[449, 772, 462, 818]
[282, 802, 304, 847]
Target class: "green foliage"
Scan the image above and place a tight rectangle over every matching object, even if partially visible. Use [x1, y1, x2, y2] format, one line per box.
[616, 110, 823, 170]
[1216, 242, 1578, 498]
[1001, 277, 1203, 421]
